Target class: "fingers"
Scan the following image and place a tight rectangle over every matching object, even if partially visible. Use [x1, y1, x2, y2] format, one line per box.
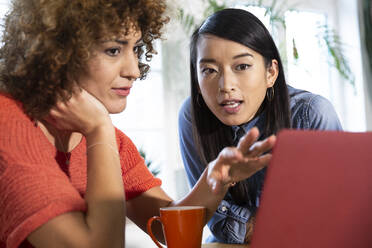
[237, 127, 276, 158]
[217, 143, 273, 175]
[247, 135, 276, 158]
[207, 147, 242, 194]
[208, 153, 272, 194]
[245, 153, 272, 171]
[207, 149, 273, 195]
[45, 102, 71, 130]
[237, 126, 259, 152]
[49, 97, 75, 118]
[218, 147, 244, 164]
[257, 153, 272, 167]
[43, 114, 57, 126]
[207, 128, 277, 195]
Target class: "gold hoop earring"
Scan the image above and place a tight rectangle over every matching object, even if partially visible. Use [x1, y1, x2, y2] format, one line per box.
[266, 87, 274, 102]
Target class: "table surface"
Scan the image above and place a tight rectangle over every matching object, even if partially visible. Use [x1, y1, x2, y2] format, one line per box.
[202, 243, 250, 248]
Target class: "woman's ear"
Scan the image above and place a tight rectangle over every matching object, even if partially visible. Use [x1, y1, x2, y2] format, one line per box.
[266, 59, 279, 88]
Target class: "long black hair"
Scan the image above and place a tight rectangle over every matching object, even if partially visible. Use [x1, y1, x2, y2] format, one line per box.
[189, 8, 291, 213]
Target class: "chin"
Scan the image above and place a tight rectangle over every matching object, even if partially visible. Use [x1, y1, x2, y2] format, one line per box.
[219, 117, 245, 127]
[107, 103, 127, 114]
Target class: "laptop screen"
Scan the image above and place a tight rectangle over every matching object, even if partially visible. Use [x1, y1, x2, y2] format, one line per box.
[251, 130, 372, 248]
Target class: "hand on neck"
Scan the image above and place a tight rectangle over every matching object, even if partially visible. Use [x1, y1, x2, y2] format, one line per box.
[37, 120, 82, 153]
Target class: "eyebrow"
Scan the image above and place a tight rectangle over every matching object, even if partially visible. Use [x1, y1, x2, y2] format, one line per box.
[114, 38, 143, 45]
[199, 53, 253, 64]
[199, 58, 216, 64]
[233, 53, 253, 59]
[114, 39, 128, 45]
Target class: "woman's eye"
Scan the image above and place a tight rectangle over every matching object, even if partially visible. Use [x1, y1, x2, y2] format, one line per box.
[133, 45, 144, 55]
[201, 68, 216, 76]
[105, 48, 121, 56]
[236, 64, 251, 71]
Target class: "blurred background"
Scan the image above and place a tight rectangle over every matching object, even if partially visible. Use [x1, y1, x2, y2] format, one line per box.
[1, 0, 370, 246]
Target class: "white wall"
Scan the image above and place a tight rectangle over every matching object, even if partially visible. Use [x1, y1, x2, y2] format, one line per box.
[0, 0, 9, 24]
[336, 0, 367, 131]
[160, 20, 191, 198]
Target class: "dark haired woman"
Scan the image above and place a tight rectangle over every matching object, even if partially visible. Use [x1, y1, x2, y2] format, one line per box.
[178, 8, 342, 244]
[0, 1, 276, 247]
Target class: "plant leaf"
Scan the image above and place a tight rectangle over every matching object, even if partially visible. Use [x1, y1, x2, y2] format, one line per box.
[292, 38, 299, 60]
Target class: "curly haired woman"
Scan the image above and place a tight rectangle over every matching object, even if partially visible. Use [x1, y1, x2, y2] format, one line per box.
[0, 1, 275, 247]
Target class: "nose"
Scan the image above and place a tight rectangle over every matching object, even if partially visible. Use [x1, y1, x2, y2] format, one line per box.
[121, 51, 141, 81]
[218, 70, 236, 93]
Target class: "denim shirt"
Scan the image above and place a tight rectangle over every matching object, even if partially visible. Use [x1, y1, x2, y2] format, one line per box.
[178, 85, 343, 244]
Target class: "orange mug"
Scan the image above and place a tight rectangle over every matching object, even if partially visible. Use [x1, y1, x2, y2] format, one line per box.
[147, 206, 206, 248]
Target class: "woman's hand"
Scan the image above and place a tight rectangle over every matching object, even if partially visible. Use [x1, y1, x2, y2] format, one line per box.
[207, 127, 276, 194]
[45, 88, 111, 136]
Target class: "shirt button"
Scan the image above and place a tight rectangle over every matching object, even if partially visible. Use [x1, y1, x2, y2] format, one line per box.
[221, 206, 228, 212]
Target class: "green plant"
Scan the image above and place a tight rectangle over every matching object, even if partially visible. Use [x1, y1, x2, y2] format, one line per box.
[177, 0, 355, 87]
[139, 148, 160, 176]
[178, 0, 227, 34]
[317, 24, 355, 87]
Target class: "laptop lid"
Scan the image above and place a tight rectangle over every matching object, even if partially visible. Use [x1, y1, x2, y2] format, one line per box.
[251, 130, 372, 248]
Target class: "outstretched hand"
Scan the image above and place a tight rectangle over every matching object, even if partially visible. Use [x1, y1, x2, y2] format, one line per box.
[207, 127, 276, 194]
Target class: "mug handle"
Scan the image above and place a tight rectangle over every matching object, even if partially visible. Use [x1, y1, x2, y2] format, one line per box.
[146, 216, 164, 248]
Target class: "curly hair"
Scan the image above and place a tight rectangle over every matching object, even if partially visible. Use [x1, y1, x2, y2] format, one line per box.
[0, 0, 169, 119]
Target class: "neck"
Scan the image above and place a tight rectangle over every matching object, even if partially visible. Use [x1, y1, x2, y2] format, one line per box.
[37, 120, 82, 153]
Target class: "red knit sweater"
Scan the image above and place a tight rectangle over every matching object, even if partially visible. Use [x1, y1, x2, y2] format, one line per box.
[0, 93, 161, 248]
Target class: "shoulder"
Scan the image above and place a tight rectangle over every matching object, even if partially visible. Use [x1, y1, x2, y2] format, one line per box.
[0, 93, 38, 133]
[114, 127, 143, 166]
[0, 93, 34, 138]
[0, 92, 17, 106]
[178, 97, 192, 123]
[288, 85, 342, 130]
[289, 86, 329, 110]
[114, 127, 130, 142]
[178, 97, 193, 133]
[0, 93, 48, 162]
[0, 93, 29, 121]
[113, 127, 162, 199]
[114, 128, 138, 154]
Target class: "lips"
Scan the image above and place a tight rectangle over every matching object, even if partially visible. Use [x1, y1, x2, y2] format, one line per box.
[112, 87, 131, 96]
[220, 99, 243, 114]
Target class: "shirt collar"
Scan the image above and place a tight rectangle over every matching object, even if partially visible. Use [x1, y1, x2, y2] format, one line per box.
[231, 111, 266, 142]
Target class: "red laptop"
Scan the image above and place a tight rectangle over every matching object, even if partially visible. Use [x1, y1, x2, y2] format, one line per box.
[251, 130, 372, 248]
